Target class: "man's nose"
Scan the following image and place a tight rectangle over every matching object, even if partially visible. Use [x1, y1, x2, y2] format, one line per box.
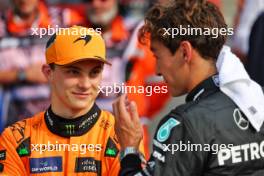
[78, 75, 92, 90]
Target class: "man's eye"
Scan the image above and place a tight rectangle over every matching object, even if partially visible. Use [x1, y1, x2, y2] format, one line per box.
[90, 69, 101, 77]
[67, 70, 80, 75]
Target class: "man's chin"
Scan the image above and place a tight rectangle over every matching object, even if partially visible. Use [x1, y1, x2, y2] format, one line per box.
[68, 100, 92, 110]
[69, 104, 92, 113]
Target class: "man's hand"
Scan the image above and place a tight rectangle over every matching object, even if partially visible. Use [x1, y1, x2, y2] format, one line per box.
[112, 94, 143, 150]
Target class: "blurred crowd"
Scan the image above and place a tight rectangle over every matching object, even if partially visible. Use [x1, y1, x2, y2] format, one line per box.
[0, 0, 263, 155]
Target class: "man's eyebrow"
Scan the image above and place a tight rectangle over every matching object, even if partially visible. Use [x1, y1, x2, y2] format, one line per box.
[63, 64, 103, 71]
[64, 65, 80, 70]
[92, 65, 104, 70]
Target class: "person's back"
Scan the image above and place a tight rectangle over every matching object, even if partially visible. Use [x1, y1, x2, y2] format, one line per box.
[150, 76, 264, 175]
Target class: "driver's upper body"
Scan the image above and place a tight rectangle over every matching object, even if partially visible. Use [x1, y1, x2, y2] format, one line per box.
[120, 75, 264, 176]
[0, 103, 121, 175]
[0, 25, 144, 175]
[112, 1, 264, 176]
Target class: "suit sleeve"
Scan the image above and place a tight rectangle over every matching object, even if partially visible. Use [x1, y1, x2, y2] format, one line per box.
[119, 111, 208, 176]
[107, 121, 146, 176]
[105, 127, 120, 176]
[0, 128, 27, 175]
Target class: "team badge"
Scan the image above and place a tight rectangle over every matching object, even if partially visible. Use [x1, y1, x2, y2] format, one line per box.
[157, 118, 180, 142]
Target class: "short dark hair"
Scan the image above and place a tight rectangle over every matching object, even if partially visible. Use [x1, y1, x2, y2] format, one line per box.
[49, 63, 55, 70]
[139, 0, 227, 60]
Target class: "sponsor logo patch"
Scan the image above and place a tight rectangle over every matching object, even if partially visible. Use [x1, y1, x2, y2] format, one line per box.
[30, 156, 62, 173]
[0, 150, 6, 160]
[105, 138, 119, 157]
[233, 108, 249, 130]
[16, 137, 31, 157]
[157, 118, 180, 142]
[65, 124, 75, 135]
[217, 140, 264, 166]
[79, 112, 98, 129]
[75, 157, 101, 174]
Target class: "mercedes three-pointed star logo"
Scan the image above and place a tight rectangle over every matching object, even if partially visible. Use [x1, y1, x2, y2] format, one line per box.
[233, 108, 249, 130]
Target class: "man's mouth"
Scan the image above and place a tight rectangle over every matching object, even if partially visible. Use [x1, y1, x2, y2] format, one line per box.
[72, 92, 91, 98]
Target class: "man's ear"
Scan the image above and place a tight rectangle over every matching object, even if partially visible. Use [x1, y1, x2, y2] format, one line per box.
[42, 64, 53, 82]
[179, 41, 193, 63]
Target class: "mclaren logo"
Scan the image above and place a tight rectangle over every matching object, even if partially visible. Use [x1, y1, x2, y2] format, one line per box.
[233, 108, 249, 130]
[74, 35, 92, 46]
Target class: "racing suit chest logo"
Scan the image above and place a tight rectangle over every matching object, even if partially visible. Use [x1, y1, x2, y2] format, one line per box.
[30, 156, 62, 173]
[75, 157, 101, 174]
[233, 108, 249, 130]
[65, 124, 75, 135]
[157, 118, 180, 142]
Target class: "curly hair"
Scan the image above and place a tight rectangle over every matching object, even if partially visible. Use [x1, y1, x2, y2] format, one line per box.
[139, 0, 227, 60]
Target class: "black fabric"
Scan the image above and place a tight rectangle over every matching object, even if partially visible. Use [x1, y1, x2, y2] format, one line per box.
[44, 103, 101, 137]
[186, 75, 219, 102]
[120, 154, 142, 170]
[246, 12, 264, 86]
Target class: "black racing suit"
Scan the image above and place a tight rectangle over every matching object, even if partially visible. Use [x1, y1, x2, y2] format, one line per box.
[120, 75, 264, 176]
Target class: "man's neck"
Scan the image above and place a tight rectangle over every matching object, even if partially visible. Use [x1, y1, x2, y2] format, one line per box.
[188, 60, 217, 93]
[51, 103, 94, 119]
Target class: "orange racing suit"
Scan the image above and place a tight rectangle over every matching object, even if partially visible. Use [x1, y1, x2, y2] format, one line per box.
[0, 103, 144, 175]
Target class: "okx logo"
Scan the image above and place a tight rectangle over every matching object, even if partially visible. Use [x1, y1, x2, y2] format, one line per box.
[157, 118, 180, 142]
[65, 125, 75, 135]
